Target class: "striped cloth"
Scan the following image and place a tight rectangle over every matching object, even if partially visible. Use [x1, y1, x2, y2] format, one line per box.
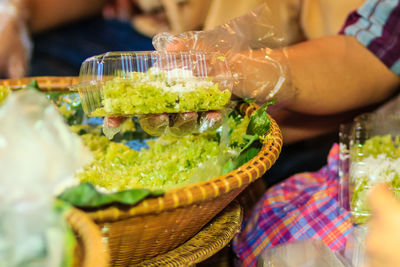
[233, 144, 354, 267]
[340, 0, 400, 75]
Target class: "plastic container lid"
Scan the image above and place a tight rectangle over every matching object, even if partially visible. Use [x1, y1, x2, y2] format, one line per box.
[72, 51, 235, 117]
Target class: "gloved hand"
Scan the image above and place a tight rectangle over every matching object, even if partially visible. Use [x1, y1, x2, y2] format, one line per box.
[0, 0, 32, 78]
[139, 110, 225, 136]
[106, 110, 226, 137]
[106, 4, 292, 136]
[152, 4, 293, 106]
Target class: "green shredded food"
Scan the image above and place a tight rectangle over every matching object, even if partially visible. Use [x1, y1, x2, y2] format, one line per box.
[77, 133, 219, 191]
[228, 116, 250, 147]
[350, 135, 400, 224]
[90, 69, 231, 116]
[76, 116, 250, 191]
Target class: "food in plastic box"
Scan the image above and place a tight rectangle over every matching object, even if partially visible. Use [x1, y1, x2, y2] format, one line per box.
[73, 51, 234, 117]
[340, 113, 400, 224]
[350, 134, 400, 223]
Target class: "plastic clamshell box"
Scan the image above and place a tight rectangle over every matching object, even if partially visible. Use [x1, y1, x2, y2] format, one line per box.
[72, 51, 235, 117]
[339, 113, 400, 224]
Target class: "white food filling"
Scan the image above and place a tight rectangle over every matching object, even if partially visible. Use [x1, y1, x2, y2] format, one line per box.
[350, 153, 400, 186]
[143, 68, 214, 93]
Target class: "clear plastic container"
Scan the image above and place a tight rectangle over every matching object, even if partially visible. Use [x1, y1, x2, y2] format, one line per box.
[256, 239, 349, 267]
[343, 225, 368, 267]
[72, 51, 235, 117]
[339, 112, 400, 224]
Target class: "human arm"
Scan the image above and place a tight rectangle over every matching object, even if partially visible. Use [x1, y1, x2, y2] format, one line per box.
[272, 0, 400, 142]
[133, 34, 398, 138]
[109, 2, 400, 140]
[274, 105, 377, 144]
[0, 0, 107, 78]
[241, 34, 399, 144]
[228, 33, 399, 115]
[284, 35, 400, 115]
[27, 0, 107, 33]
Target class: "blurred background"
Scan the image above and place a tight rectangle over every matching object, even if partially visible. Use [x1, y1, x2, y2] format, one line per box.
[29, 0, 272, 76]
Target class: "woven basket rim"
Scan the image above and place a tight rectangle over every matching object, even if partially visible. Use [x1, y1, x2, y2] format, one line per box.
[66, 207, 110, 267]
[0, 76, 283, 222]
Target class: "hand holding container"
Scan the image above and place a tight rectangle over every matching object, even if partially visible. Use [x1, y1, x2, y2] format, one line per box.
[73, 51, 234, 117]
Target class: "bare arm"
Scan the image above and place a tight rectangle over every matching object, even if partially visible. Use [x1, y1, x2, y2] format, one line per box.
[241, 34, 399, 143]
[273, 35, 399, 143]
[285, 35, 400, 115]
[274, 105, 378, 144]
[27, 0, 107, 33]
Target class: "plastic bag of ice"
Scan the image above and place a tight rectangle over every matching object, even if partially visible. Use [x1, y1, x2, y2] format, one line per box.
[0, 89, 92, 266]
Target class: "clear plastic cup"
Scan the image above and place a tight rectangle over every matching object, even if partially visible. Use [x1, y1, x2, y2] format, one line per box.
[72, 51, 235, 117]
[339, 112, 400, 224]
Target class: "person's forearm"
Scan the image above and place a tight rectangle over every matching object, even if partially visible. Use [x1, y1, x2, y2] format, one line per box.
[275, 105, 377, 144]
[27, 0, 107, 33]
[285, 35, 400, 115]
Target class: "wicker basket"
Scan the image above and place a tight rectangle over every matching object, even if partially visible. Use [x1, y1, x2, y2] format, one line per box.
[137, 200, 242, 267]
[66, 207, 110, 267]
[0, 77, 282, 266]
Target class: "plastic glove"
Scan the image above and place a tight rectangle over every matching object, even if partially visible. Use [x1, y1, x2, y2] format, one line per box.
[138, 110, 224, 136]
[136, 4, 292, 135]
[0, 0, 32, 78]
[105, 110, 225, 137]
[106, 4, 292, 136]
[153, 4, 293, 106]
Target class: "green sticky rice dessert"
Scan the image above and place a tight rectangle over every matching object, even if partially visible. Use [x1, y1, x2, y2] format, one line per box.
[0, 86, 10, 105]
[76, 116, 249, 191]
[90, 68, 231, 116]
[350, 135, 400, 223]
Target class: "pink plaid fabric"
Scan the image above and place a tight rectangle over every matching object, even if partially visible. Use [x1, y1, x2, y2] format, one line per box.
[233, 144, 354, 267]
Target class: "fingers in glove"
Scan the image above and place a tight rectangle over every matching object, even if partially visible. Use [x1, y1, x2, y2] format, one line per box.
[138, 113, 169, 136]
[105, 116, 128, 128]
[199, 110, 223, 132]
[168, 112, 198, 136]
[139, 110, 224, 136]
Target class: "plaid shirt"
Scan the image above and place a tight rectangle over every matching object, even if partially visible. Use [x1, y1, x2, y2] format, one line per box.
[340, 0, 400, 75]
[233, 145, 354, 267]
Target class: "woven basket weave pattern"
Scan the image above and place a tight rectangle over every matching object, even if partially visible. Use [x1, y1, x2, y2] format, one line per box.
[0, 76, 78, 90]
[136, 200, 243, 267]
[66, 208, 109, 267]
